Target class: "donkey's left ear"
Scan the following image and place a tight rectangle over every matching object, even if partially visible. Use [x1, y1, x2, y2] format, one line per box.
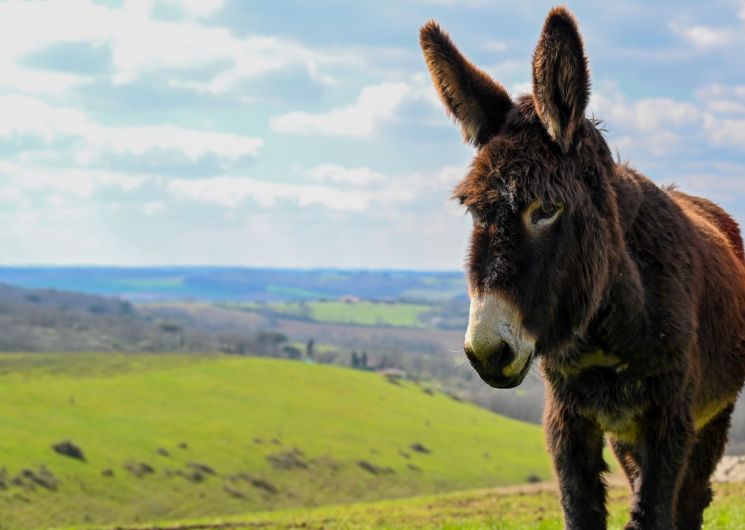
[532, 7, 590, 153]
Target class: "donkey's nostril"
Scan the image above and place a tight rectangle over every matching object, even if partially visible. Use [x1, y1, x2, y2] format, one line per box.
[491, 342, 514, 368]
[464, 341, 512, 367]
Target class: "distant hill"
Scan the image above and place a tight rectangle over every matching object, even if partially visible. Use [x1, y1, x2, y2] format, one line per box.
[0, 282, 212, 352]
[0, 353, 550, 529]
[0, 267, 467, 302]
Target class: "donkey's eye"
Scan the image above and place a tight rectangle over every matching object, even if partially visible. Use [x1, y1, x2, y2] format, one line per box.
[528, 202, 563, 227]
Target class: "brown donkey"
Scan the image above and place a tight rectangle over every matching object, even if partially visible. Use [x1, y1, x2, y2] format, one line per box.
[420, 6, 745, 530]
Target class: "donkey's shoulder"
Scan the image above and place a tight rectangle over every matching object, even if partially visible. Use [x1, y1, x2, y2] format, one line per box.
[610, 163, 744, 262]
[666, 188, 744, 262]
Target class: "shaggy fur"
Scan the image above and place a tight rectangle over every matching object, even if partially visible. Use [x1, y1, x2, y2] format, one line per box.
[420, 7, 745, 530]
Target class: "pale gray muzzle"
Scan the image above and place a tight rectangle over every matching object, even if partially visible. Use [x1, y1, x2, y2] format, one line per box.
[464, 292, 536, 378]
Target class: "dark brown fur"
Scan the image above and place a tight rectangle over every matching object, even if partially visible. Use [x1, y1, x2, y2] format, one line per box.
[420, 7, 745, 530]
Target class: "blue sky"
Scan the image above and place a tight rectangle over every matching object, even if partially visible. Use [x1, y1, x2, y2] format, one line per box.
[0, 0, 744, 269]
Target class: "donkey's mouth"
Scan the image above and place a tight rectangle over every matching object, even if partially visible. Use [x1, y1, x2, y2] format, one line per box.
[464, 342, 533, 389]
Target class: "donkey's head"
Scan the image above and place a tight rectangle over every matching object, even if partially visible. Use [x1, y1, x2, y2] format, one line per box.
[421, 7, 621, 388]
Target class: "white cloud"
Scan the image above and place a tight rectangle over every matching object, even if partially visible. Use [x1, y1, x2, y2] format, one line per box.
[270, 82, 410, 136]
[703, 114, 745, 149]
[0, 161, 145, 198]
[670, 21, 733, 47]
[168, 176, 371, 211]
[167, 164, 467, 213]
[305, 164, 386, 186]
[0, 94, 263, 162]
[104, 125, 263, 161]
[486, 60, 530, 81]
[143, 201, 165, 216]
[696, 84, 745, 99]
[0, 0, 352, 95]
[481, 40, 507, 53]
[161, 0, 224, 18]
[511, 82, 532, 95]
[589, 80, 745, 159]
[590, 83, 702, 155]
[696, 84, 745, 114]
[0, 64, 86, 95]
[706, 100, 745, 115]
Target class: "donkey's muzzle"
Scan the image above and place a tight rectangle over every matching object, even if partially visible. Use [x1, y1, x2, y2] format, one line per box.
[464, 341, 530, 388]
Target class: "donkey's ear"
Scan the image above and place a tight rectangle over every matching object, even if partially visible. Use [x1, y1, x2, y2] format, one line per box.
[531, 7, 590, 153]
[420, 21, 512, 147]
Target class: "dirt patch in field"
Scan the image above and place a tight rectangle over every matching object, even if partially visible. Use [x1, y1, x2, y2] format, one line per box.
[357, 460, 394, 475]
[9, 466, 58, 491]
[227, 472, 278, 495]
[124, 461, 155, 478]
[187, 462, 217, 475]
[223, 485, 247, 499]
[163, 462, 216, 483]
[266, 448, 308, 470]
[409, 443, 431, 454]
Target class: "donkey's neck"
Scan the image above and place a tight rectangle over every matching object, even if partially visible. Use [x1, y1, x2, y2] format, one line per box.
[583, 167, 650, 358]
[588, 251, 647, 355]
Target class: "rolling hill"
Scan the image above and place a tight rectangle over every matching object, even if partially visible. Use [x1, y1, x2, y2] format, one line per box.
[0, 353, 550, 529]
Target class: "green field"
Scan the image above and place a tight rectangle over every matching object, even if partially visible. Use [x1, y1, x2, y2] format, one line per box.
[97, 482, 744, 530]
[231, 301, 432, 327]
[0, 353, 550, 529]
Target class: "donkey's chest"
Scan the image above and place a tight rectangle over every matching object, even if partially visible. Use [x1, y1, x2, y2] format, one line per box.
[547, 354, 647, 442]
[593, 405, 642, 442]
[574, 376, 646, 442]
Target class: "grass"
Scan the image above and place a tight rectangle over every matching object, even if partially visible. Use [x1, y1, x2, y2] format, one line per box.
[67, 482, 745, 529]
[231, 301, 432, 327]
[0, 353, 550, 529]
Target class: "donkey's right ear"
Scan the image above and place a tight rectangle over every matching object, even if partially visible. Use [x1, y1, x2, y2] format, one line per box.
[420, 21, 512, 148]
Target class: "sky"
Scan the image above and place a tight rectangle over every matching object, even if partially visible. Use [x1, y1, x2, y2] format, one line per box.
[0, 0, 744, 269]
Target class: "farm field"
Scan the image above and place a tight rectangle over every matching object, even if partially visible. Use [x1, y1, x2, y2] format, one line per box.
[0, 353, 550, 529]
[226, 300, 433, 327]
[68, 482, 745, 530]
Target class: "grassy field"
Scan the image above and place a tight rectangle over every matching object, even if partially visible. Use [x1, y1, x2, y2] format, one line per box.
[67, 482, 745, 529]
[230, 301, 432, 327]
[0, 353, 550, 529]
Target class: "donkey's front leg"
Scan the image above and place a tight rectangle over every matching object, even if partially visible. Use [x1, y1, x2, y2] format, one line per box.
[626, 403, 694, 530]
[545, 403, 608, 530]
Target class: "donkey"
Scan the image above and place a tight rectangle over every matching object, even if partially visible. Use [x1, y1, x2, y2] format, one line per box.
[420, 6, 745, 530]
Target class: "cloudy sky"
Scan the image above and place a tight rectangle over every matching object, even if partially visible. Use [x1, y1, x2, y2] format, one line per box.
[0, 0, 744, 269]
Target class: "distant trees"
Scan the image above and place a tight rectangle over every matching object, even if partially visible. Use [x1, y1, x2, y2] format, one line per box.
[255, 332, 288, 357]
[282, 344, 302, 359]
[350, 351, 369, 370]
